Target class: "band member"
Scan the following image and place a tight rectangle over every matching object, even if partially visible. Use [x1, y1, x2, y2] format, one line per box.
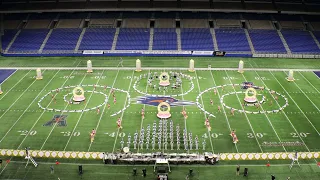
[113, 98, 116, 104]
[97, 107, 100, 114]
[181, 109, 188, 119]
[233, 134, 239, 144]
[107, 103, 110, 109]
[218, 105, 221, 112]
[94, 84, 96, 90]
[90, 132, 95, 143]
[104, 85, 107, 90]
[231, 108, 235, 116]
[256, 103, 260, 109]
[230, 130, 236, 137]
[205, 118, 211, 131]
[275, 95, 278, 101]
[117, 117, 122, 129]
[54, 98, 56, 104]
[214, 88, 217, 95]
[210, 99, 213, 106]
[56, 88, 59, 93]
[51, 94, 55, 99]
[111, 88, 114, 94]
[91, 129, 96, 136]
[141, 108, 145, 119]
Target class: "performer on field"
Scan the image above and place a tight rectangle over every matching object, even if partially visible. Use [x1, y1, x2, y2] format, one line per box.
[255, 103, 260, 109]
[107, 103, 110, 109]
[214, 88, 217, 95]
[205, 118, 211, 131]
[113, 98, 116, 104]
[117, 117, 122, 129]
[141, 108, 145, 119]
[275, 95, 278, 101]
[233, 135, 239, 144]
[218, 105, 221, 112]
[269, 99, 273, 106]
[210, 99, 213, 106]
[230, 130, 236, 137]
[90, 132, 95, 143]
[104, 85, 107, 90]
[91, 129, 96, 136]
[181, 108, 188, 119]
[231, 108, 235, 116]
[97, 107, 100, 114]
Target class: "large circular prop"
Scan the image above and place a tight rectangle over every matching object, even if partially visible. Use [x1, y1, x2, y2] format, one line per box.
[157, 102, 171, 119]
[244, 87, 257, 103]
[159, 72, 170, 87]
[72, 86, 85, 102]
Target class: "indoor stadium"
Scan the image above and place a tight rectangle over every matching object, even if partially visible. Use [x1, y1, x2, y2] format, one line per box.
[0, 0, 320, 179]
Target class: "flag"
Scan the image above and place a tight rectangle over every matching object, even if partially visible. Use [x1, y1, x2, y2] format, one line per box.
[6, 159, 10, 164]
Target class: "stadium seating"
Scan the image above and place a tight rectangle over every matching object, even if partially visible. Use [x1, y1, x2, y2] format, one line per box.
[281, 30, 320, 53]
[153, 28, 177, 50]
[79, 28, 116, 50]
[1, 29, 18, 50]
[44, 28, 82, 51]
[9, 29, 49, 52]
[116, 28, 150, 50]
[215, 28, 251, 52]
[248, 29, 287, 53]
[180, 28, 214, 51]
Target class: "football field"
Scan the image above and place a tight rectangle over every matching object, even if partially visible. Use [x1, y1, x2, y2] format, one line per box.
[0, 56, 319, 179]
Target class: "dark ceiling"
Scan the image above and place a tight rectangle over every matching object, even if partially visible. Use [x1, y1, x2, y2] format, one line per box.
[0, 0, 319, 13]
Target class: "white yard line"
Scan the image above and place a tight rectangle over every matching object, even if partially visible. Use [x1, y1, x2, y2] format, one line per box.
[0, 70, 31, 101]
[0, 69, 17, 85]
[253, 70, 314, 153]
[270, 71, 320, 135]
[209, 71, 239, 153]
[137, 69, 150, 153]
[39, 68, 88, 151]
[0, 70, 49, 144]
[87, 69, 121, 152]
[194, 71, 214, 153]
[240, 73, 287, 152]
[111, 70, 135, 153]
[298, 72, 320, 94]
[224, 70, 264, 152]
[63, 70, 106, 151]
[16, 69, 79, 150]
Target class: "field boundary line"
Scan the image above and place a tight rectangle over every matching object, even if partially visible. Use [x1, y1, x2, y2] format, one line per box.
[298, 72, 320, 94]
[0, 70, 50, 144]
[137, 69, 151, 153]
[241, 73, 287, 152]
[0, 70, 31, 101]
[194, 71, 214, 153]
[0, 67, 320, 72]
[111, 70, 135, 154]
[87, 69, 121, 151]
[209, 71, 239, 153]
[63, 70, 106, 151]
[269, 71, 320, 135]
[224, 70, 264, 152]
[253, 70, 313, 153]
[16, 69, 79, 150]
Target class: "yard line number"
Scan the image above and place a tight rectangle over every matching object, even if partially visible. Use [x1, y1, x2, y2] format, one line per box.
[107, 132, 126, 138]
[202, 133, 222, 139]
[290, 132, 310, 138]
[223, 77, 235, 80]
[247, 133, 265, 138]
[255, 77, 268, 80]
[18, 130, 37, 136]
[61, 131, 81, 136]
